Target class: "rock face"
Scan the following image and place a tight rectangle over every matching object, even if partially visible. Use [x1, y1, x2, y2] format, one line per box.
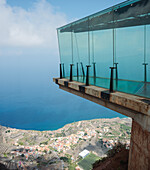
[93, 148, 129, 170]
[0, 163, 7, 170]
[128, 120, 150, 170]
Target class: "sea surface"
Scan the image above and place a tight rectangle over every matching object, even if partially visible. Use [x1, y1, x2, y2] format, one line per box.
[0, 54, 125, 131]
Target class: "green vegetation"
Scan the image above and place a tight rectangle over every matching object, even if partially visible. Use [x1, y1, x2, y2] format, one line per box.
[40, 140, 49, 145]
[60, 157, 70, 163]
[70, 144, 77, 150]
[44, 150, 47, 154]
[65, 153, 72, 159]
[106, 142, 126, 158]
[102, 135, 116, 139]
[5, 130, 10, 133]
[48, 146, 56, 151]
[17, 134, 38, 146]
[60, 154, 77, 169]
[49, 151, 52, 154]
[29, 142, 35, 146]
[67, 127, 72, 132]
[3, 153, 7, 157]
[120, 124, 131, 131]
[69, 162, 77, 170]
[111, 130, 120, 136]
[18, 141, 24, 145]
[55, 132, 66, 137]
[78, 153, 100, 170]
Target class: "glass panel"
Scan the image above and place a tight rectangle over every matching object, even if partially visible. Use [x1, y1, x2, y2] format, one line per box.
[72, 18, 89, 82]
[89, 31, 95, 78]
[93, 29, 113, 88]
[116, 26, 143, 82]
[57, 0, 150, 98]
[88, 10, 114, 88]
[58, 29, 72, 78]
[147, 25, 150, 82]
[115, 26, 144, 95]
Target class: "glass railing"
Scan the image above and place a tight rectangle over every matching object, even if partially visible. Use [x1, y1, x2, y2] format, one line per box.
[57, 0, 150, 98]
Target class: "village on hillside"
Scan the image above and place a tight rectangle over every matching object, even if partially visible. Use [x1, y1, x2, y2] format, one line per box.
[0, 117, 131, 169]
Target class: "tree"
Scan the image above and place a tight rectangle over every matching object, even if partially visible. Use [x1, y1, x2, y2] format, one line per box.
[84, 132, 87, 136]
[44, 150, 47, 154]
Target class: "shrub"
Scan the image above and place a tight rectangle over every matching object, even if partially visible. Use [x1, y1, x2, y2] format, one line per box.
[18, 141, 24, 145]
[106, 141, 126, 158]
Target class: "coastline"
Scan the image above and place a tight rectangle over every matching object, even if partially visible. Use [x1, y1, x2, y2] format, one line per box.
[0, 117, 130, 132]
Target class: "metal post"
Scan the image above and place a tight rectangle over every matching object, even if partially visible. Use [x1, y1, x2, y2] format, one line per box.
[88, 17, 90, 65]
[70, 64, 74, 81]
[86, 65, 91, 86]
[143, 63, 148, 82]
[60, 63, 62, 79]
[71, 24, 74, 64]
[77, 62, 79, 78]
[81, 62, 85, 77]
[62, 63, 65, 78]
[109, 67, 115, 93]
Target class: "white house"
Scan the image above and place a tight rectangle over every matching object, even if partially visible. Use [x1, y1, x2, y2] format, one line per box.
[79, 149, 90, 158]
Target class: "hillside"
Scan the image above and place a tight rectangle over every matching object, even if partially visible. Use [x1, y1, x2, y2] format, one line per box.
[0, 117, 132, 169]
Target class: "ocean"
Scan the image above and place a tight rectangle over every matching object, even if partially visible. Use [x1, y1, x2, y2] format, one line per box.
[0, 54, 125, 131]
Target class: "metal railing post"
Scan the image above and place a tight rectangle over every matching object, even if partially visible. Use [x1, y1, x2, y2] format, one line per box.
[86, 65, 91, 86]
[109, 67, 115, 93]
[70, 64, 74, 81]
[62, 63, 65, 78]
[60, 63, 62, 79]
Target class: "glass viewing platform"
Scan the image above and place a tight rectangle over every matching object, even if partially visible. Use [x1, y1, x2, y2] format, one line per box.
[57, 0, 150, 98]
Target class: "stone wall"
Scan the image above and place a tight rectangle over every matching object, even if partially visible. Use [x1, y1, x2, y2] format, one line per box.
[128, 120, 150, 170]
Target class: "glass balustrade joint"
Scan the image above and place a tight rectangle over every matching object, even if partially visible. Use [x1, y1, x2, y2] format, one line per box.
[80, 62, 85, 77]
[142, 63, 148, 82]
[142, 63, 148, 65]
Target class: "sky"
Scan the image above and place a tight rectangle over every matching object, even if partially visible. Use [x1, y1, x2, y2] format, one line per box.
[0, 0, 126, 86]
[1, 0, 125, 57]
[6, 0, 126, 20]
[0, 0, 126, 130]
